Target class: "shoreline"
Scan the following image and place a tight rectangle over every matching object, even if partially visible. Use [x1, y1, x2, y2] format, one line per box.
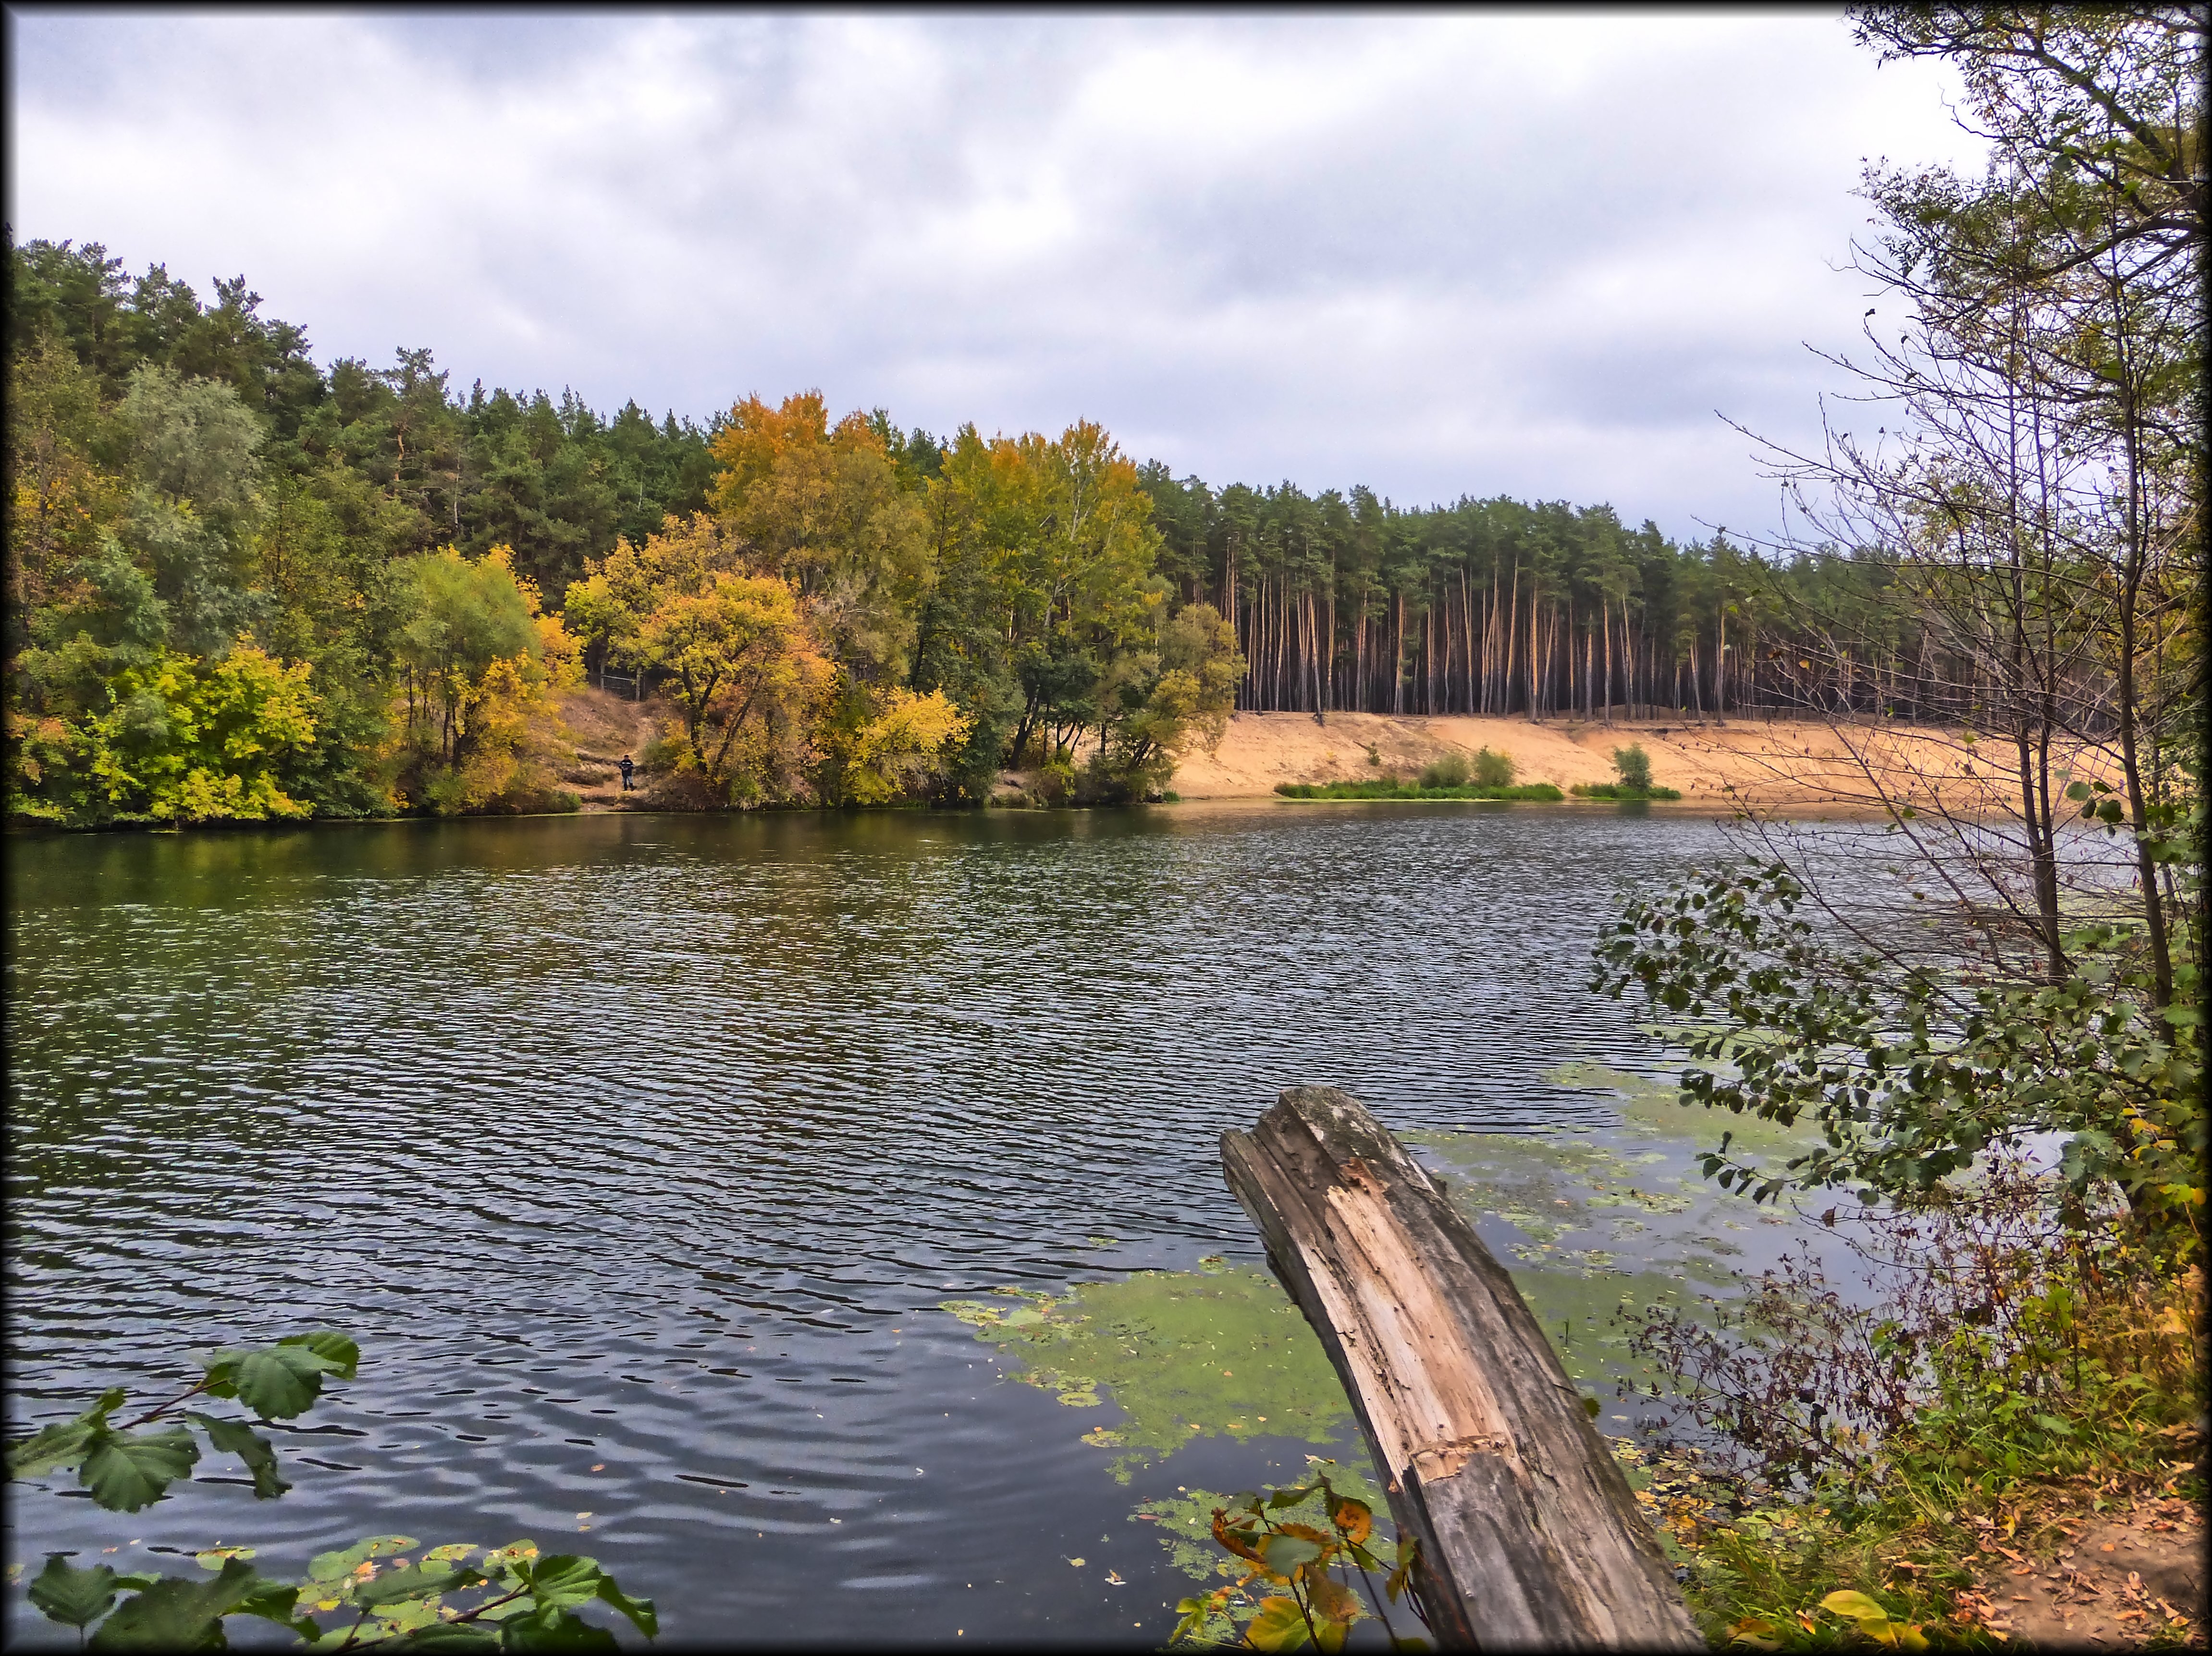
[1166, 709, 2115, 816]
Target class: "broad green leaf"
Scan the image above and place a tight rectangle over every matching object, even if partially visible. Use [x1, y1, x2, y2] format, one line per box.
[520, 1554, 608, 1609]
[233, 1576, 311, 1636]
[9, 1390, 125, 1479]
[88, 1558, 265, 1651]
[594, 1575, 659, 1639]
[281, 1331, 361, 1381]
[1269, 1484, 1318, 1509]
[188, 1412, 290, 1499]
[29, 1555, 125, 1630]
[382, 1624, 501, 1650]
[1244, 1595, 1314, 1652]
[81, 1426, 198, 1513]
[228, 1345, 341, 1420]
[499, 1605, 621, 1651]
[1258, 1533, 1324, 1574]
[308, 1536, 417, 1582]
[357, 1563, 487, 1607]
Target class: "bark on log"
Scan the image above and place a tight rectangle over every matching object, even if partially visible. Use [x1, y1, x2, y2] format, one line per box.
[1221, 1086, 1704, 1651]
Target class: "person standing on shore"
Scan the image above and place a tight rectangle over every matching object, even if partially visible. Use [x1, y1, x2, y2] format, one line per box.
[618, 754, 635, 792]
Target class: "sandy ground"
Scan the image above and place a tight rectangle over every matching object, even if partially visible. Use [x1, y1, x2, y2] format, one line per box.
[553, 686, 664, 810]
[1168, 711, 2123, 814]
[1956, 1492, 2204, 1645]
[551, 688, 2118, 818]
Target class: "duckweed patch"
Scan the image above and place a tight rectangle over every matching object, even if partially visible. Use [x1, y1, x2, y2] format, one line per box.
[1545, 1059, 1824, 1162]
[940, 1267, 1352, 1482]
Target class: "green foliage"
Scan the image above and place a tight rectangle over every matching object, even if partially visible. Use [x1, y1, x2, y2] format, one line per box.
[23, 1539, 656, 1651]
[1273, 779, 1563, 802]
[10, 1331, 657, 1648]
[1590, 858, 2201, 1222]
[1570, 782, 1682, 801]
[1471, 747, 1515, 787]
[1610, 743, 1653, 791]
[1415, 750, 1470, 789]
[8, 1330, 356, 1512]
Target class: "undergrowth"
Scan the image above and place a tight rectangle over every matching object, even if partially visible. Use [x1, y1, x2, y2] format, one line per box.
[1619, 1164, 2204, 1647]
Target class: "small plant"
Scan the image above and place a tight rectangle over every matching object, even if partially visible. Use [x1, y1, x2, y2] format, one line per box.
[1472, 748, 1515, 787]
[1272, 779, 1564, 803]
[1364, 745, 1381, 768]
[1416, 751, 1471, 789]
[10, 1333, 659, 1648]
[1169, 1474, 1429, 1651]
[7, 1331, 360, 1509]
[1611, 743, 1654, 791]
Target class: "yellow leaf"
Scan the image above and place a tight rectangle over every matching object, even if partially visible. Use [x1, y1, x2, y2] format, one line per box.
[1822, 1590, 1889, 1622]
[1245, 1595, 1314, 1652]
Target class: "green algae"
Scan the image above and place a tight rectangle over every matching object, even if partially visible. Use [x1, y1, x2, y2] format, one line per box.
[1544, 1059, 1824, 1162]
[940, 1267, 1353, 1482]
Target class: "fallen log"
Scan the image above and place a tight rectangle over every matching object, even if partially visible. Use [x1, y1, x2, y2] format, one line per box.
[1221, 1085, 1704, 1650]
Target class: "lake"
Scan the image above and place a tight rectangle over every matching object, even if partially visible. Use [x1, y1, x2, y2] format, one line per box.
[4, 801, 1839, 1645]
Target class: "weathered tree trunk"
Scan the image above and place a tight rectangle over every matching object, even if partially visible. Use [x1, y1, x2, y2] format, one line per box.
[1221, 1087, 1703, 1651]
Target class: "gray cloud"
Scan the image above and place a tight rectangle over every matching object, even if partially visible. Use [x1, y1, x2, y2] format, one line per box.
[8, 11, 1983, 541]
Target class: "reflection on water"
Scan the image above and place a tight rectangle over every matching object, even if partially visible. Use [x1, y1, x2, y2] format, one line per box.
[8, 802, 1814, 1644]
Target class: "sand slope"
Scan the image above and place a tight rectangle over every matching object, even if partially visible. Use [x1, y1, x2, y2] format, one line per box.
[1169, 711, 2116, 814]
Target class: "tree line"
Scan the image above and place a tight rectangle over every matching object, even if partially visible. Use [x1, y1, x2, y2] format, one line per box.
[6, 172, 2176, 830]
[1142, 471, 2136, 727]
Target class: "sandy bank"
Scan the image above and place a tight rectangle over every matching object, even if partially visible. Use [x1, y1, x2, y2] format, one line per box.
[1170, 711, 2116, 814]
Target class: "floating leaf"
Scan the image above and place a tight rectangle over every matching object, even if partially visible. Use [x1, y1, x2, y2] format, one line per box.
[308, 1536, 416, 1583]
[356, 1562, 486, 1607]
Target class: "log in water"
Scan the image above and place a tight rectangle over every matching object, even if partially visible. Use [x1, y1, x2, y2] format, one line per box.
[1221, 1085, 1704, 1650]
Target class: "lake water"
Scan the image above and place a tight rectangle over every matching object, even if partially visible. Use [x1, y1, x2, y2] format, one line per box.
[4, 801, 1840, 1645]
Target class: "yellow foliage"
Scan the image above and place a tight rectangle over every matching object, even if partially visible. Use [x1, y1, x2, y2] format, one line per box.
[706, 393, 927, 673]
[843, 687, 972, 804]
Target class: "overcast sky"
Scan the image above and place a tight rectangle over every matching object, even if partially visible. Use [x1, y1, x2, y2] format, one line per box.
[8, 9, 1986, 543]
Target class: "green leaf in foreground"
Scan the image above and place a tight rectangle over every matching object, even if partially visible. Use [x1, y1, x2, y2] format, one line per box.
[279, 1330, 360, 1381]
[88, 1557, 270, 1651]
[8, 1388, 126, 1480]
[500, 1604, 623, 1651]
[187, 1411, 291, 1499]
[215, 1344, 343, 1420]
[594, 1574, 660, 1638]
[27, 1555, 146, 1630]
[80, 1426, 199, 1513]
[519, 1554, 614, 1609]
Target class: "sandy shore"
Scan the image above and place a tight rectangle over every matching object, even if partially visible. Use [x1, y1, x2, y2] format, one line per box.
[1169, 711, 2117, 815]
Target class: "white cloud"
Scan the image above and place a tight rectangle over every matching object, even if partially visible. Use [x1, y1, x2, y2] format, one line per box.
[7, 11, 1984, 541]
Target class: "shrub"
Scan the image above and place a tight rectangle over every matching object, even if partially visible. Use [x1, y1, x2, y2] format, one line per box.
[1417, 750, 1471, 789]
[1473, 748, 1516, 787]
[1611, 743, 1653, 791]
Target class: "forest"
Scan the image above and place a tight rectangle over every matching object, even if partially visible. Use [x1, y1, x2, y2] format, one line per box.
[0, 208, 2170, 827]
